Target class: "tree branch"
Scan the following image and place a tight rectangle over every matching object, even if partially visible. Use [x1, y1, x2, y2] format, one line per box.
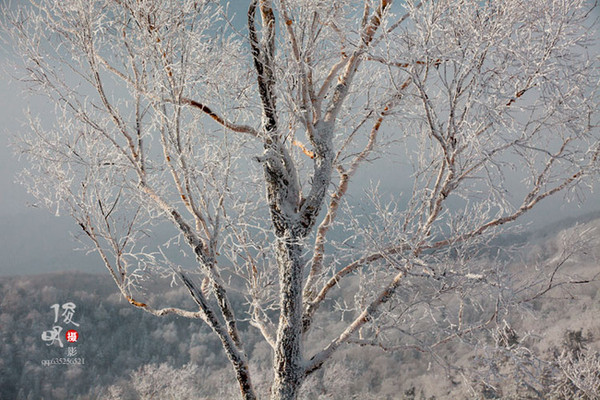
[139, 183, 244, 349]
[303, 102, 390, 305]
[306, 268, 406, 375]
[181, 98, 259, 137]
[94, 53, 259, 137]
[178, 270, 257, 400]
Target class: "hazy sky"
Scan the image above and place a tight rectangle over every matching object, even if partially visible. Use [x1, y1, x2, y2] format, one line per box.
[1, 1, 599, 276]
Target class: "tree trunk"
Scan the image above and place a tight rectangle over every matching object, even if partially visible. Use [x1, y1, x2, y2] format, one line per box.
[270, 236, 306, 400]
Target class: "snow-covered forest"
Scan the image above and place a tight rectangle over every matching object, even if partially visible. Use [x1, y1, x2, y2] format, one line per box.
[1, 0, 600, 398]
[2, 215, 599, 399]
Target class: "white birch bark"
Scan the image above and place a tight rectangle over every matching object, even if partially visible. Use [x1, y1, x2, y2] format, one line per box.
[4, 0, 600, 399]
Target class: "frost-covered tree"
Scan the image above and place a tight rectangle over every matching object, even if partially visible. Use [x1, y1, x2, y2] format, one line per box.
[106, 363, 201, 400]
[4, 0, 600, 399]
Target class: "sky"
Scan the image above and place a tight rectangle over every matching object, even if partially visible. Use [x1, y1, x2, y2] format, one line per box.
[1, 1, 599, 276]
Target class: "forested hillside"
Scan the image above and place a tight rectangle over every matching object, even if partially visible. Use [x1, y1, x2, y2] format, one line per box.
[1, 217, 599, 399]
[0, 271, 221, 399]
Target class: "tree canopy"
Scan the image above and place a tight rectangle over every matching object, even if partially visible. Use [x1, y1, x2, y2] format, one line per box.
[4, 0, 600, 398]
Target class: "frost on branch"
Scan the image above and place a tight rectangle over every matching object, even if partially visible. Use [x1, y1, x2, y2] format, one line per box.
[3, 0, 600, 398]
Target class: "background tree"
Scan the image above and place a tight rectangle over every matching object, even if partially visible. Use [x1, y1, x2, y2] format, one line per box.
[4, 0, 600, 399]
